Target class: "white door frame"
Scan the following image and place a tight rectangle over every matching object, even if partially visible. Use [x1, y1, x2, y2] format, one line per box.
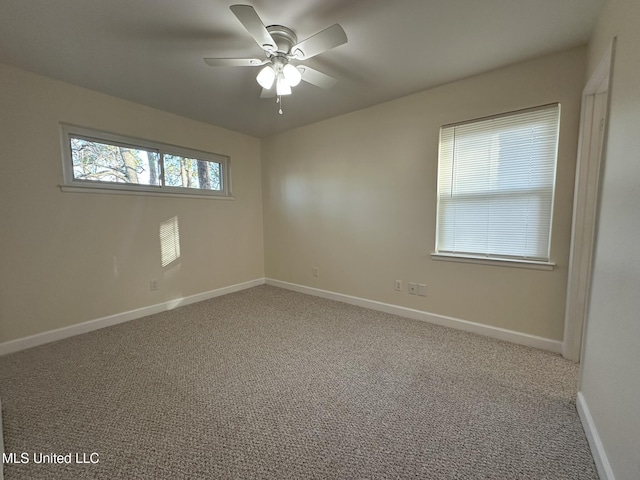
[562, 39, 616, 362]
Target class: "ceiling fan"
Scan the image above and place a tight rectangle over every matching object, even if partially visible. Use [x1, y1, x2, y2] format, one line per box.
[204, 4, 347, 114]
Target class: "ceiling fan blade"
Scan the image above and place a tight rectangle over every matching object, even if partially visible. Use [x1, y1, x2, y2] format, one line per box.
[291, 24, 347, 60]
[203, 58, 267, 67]
[230, 5, 277, 52]
[299, 66, 337, 89]
[260, 88, 276, 98]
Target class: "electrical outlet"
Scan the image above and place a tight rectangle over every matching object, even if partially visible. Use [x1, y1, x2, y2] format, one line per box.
[418, 284, 427, 296]
[313, 267, 320, 277]
[395, 280, 402, 291]
[408, 282, 418, 295]
[150, 279, 159, 291]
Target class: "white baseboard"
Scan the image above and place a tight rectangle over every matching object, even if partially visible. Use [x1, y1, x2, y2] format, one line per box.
[0, 277, 562, 356]
[266, 278, 562, 354]
[0, 278, 265, 356]
[576, 391, 615, 480]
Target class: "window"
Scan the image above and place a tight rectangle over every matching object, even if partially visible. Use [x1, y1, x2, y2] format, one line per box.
[434, 104, 560, 266]
[60, 125, 231, 198]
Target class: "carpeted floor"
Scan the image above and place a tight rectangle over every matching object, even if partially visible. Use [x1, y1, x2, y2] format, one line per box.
[0, 285, 597, 479]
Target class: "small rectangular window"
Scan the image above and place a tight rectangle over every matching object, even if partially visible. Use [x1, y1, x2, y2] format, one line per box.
[435, 104, 560, 264]
[163, 154, 222, 191]
[61, 125, 231, 198]
[70, 137, 161, 186]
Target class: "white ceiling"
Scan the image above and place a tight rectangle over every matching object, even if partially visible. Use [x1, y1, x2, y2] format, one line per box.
[0, 0, 604, 138]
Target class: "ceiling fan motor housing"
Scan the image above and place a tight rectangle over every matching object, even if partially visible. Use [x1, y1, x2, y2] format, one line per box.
[266, 25, 298, 56]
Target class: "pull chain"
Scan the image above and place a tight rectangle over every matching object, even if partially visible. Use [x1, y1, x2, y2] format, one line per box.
[277, 95, 283, 115]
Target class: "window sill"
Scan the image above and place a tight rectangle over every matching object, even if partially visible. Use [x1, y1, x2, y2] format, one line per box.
[59, 185, 235, 200]
[431, 253, 555, 271]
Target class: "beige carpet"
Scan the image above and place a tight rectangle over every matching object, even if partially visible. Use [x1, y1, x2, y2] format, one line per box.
[0, 285, 597, 479]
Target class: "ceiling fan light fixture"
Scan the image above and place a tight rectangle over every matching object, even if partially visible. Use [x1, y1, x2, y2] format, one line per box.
[283, 63, 302, 87]
[256, 65, 276, 89]
[276, 74, 292, 96]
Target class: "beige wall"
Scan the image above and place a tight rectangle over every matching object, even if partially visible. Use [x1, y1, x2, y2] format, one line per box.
[580, 0, 640, 478]
[0, 64, 264, 344]
[262, 48, 585, 341]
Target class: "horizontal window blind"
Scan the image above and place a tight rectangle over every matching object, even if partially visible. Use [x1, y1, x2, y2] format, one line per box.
[436, 104, 560, 261]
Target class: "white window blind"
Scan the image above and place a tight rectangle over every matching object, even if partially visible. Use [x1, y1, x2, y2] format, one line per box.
[436, 104, 560, 262]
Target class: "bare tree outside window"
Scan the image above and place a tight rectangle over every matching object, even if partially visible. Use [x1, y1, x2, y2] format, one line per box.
[164, 154, 221, 190]
[70, 138, 160, 185]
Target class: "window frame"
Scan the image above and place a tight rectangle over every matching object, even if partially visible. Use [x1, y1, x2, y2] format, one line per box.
[60, 124, 232, 199]
[432, 104, 560, 270]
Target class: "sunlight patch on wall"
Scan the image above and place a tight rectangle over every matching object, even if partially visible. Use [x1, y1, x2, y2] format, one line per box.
[112, 255, 119, 279]
[160, 217, 181, 267]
